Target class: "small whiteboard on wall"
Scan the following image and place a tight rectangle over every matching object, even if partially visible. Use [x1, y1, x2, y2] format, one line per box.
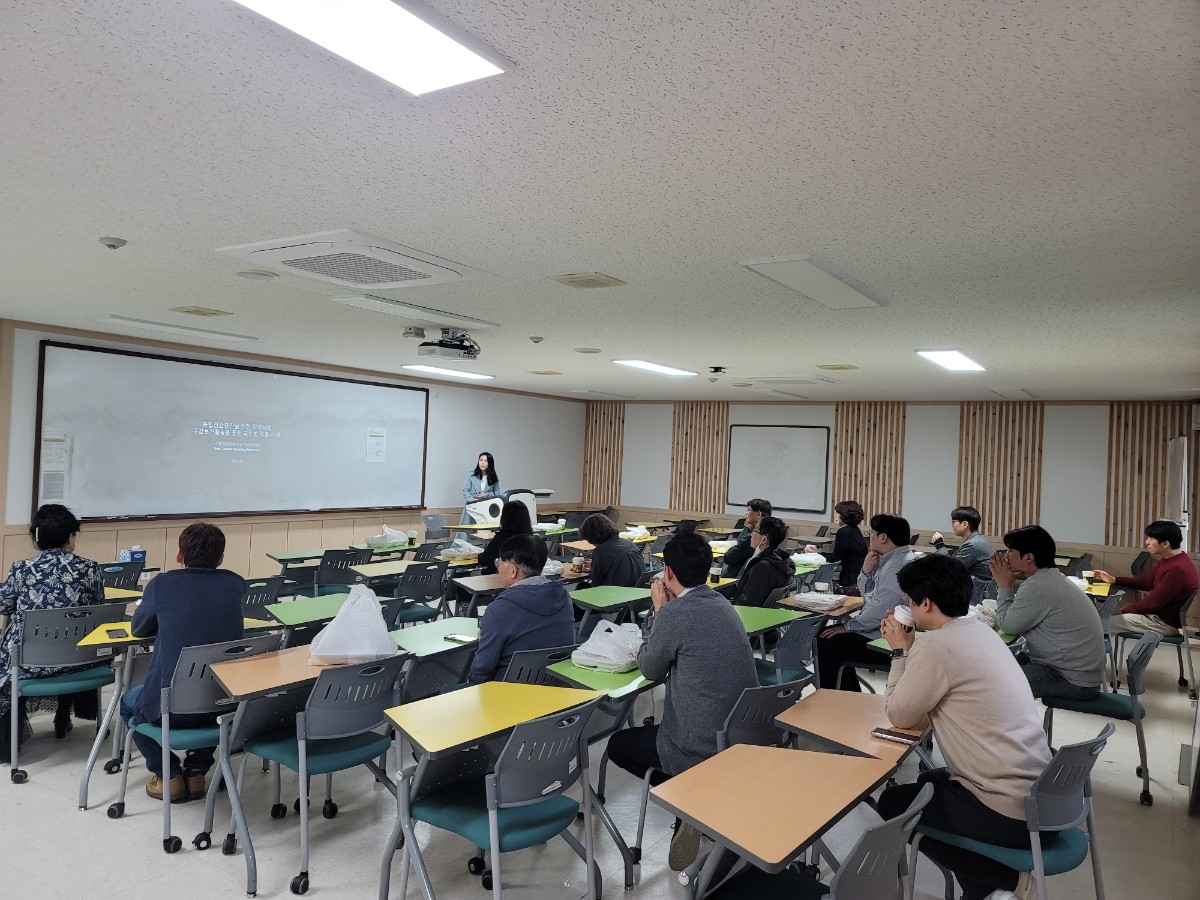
[727, 425, 830, 513]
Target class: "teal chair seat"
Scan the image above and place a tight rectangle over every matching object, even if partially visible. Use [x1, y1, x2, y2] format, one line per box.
[392, 603, 439, 624]
[18, 664, 113, 697]
[128, 720, 220, 751]
[705, 865, 828, 899]
[753, 658, 810, 688]
[245, 728, 391, 776]
[1044, 692, 1143, 721]
[917, 825, 1091, 877]
[411, 779, 580, 853]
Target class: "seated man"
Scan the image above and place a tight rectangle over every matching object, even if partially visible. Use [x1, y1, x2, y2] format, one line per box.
[816, 513, 918, 691]
[990, 525, 1105, 701]
[468, 534, 575, 684]
[931, 505, 994, 580]
[731, 515, 793, 607]
[1094, 519, 1199, 638]
[121, 523, 245, 801]
[722, 498, 771, 578]
[607, 531, 758, 871]
[878, 554, 1051, 900]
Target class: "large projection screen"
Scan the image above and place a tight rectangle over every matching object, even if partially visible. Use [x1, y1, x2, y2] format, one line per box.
[36, 342, 428, 520]
[727, 424, 829, 513]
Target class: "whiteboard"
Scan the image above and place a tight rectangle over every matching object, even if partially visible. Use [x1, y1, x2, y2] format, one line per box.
[36, 342, 428, 519]
[726, 425, 829, 513]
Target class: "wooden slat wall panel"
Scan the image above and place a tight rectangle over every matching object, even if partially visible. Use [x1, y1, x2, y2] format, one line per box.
[957, 402, 1044, 537]
[582, 401, 625, 507]
[1106, 402, 1197, 551]
[669, 402, 730, 514]
[830, 402, 907, 519]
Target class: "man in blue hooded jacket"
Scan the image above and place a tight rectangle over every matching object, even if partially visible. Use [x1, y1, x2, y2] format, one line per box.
[469, 533, 575, 683]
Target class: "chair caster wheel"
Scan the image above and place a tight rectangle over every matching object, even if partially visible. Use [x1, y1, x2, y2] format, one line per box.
[103, 759, 122, 775]
[1140, 791, 1153, 806]
[271, 803, 288, 819]
[193, 832, 211, 850]
[322, 800, 338, 819]
[1136, 766, 1144, 777]
[10, 769, 27, 784]
[1191, 690, 1198, 701]
[804, 864, 820, 877]
[293, 797, 309, 812]
[1179, 677, 1188, 687]
[107, 803, 125, 819]
[481, 871, 493, 891]
[290, 873, 310, 895]
[222, 834, 238, 855]
[164, 836, 182, 853]
[467, 856, 485, 875]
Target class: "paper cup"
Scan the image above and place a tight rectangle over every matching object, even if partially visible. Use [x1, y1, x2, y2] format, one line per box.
[893, 606, 914, 630]
[572, 557, 585, 567]
[1082, 570, 1095, 580]
[814, 582, 830, 593]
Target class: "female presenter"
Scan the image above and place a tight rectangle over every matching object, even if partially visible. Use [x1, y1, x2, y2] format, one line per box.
[462, 451, 501, 503]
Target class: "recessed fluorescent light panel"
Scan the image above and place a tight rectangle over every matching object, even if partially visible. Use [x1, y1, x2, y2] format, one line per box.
[402, 364, 493, 380]
[741, 257, 881, 310]
[917, 350, 985, 372]
[612, 359, 698, 377]
[97, 316, 258, 342]
[233, 0, 506, 96]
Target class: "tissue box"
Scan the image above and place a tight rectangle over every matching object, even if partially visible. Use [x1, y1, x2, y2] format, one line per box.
[119, 548, 147, 563]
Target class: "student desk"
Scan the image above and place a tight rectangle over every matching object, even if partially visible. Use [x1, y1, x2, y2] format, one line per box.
[267, 544, 414, 575]
[698, 525, 741, 539]
[791, 534, 835, 548]
[777, 593, 864, 620]
[546, 661, 655, 699]
[774, 688, 926, 765]
[104, 586, 142, 601]
[733, 605, 810, 638]
[352, 559, 415, 580]
[263, 591, 350, 643]
[650, 744, 897, 899]
[570, 585, 652, 636]
[561, 535, 656, 553]
[626, 521, 674, 533]
[207, 645, 344, 896]
[390, 617, 479, 657]
[451, 573, 505, 616]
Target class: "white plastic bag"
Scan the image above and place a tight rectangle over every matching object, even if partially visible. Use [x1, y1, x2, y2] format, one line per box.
[791, 552, 827, 565]
[542, 559, 564, 576]
[365, 524, 409, 547]
[621, 525, 650, 538]
[571, 621, 643, 673]
[442, 536, 485, 559]
[309, 584, 399, 665]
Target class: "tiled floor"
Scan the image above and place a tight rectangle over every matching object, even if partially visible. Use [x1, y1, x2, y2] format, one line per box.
[2, 650, 1198, 899]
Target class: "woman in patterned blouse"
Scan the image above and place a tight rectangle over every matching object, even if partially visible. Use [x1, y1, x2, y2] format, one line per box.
[0, 504, 105, 757]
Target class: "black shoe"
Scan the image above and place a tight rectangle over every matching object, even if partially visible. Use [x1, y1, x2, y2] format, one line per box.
[54, 702, 73, 739]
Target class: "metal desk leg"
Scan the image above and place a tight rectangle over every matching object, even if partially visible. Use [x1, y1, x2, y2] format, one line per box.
[216, 711, 258, 897]
[78, 649, 129, 810]
[591, 792, 636, 889]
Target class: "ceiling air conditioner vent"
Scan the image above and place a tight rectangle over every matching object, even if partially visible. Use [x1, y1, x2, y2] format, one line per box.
[216, 229, 488, 289]
[550, 272, 627, 289]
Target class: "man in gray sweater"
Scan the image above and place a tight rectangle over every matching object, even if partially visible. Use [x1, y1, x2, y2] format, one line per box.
[990, 525, 1105, 700]
[606, 530, 757, 871]
[931, 505, 994, 579]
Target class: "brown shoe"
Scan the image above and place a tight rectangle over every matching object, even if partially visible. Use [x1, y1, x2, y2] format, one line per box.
[185, 773, 206, 800]
[146, 773, 188, 802]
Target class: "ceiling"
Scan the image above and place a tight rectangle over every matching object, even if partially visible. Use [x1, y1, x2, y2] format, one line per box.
[2, 0, 1198, 402]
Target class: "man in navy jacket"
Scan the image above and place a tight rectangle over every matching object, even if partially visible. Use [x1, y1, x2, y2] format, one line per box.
[122, 523, 245, 801]
[469, 534, 575, 683]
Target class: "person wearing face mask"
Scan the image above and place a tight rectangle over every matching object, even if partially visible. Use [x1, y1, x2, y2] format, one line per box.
[722, 498, 771, 578]
[731, 515, 793, 607]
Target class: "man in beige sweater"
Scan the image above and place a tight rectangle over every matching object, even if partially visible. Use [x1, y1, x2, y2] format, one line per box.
[877, 553, 1051, 900]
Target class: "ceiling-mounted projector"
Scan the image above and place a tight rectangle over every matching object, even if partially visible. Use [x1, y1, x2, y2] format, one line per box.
[418, 328, 481, 360]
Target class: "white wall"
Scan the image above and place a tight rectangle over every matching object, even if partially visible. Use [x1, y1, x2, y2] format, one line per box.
[726, 405, 835, 517]
[620, 403, 672, 508]
[6, 328, 584, 523]
[901, 405, 961, 533]
[1041, 404, 1109, 544]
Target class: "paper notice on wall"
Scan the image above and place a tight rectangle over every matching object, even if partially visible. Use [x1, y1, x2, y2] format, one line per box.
[366, 428, 386, 463]
[39, 433, 71, 503]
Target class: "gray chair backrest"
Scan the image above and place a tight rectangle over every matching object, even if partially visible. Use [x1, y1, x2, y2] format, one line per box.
[400, 643, 478, 703]
[969, 577, 992, 607]
[316, 548, 372, 585]
[908, 534, 921, 546]
[169, 633, 284, 715]
[1177, 590, 1199, 623]
[797, 562, 838, 593]
[302, 652, 409, 741]
[815, 525, 829, 538]
[501, 645, 578, 685]
[398, 560, 449, 603]
[1124, 632, 1163, 697]
[1130, 551, 1150, 576]
[17, 603, 129, 667]
[412, 544, 444, 562]
[1073, 554, 1094, 578]
[1094, 589, 1125, 632]
[487, 698, 600, 808]
[100, 561, 144, 590]
[763, 584, 792, 608]
[282, 622, 325, 649]
[828, 782, 934, 900]
[422, 514, 449, 541]
[563, 510, 590, 530]
[649, 534, 672, 556]
[242, 576, 287, 614]
[774, 615, 828, 676]
[1024, 723, 1114, 832]
[717, 680, 807, 751]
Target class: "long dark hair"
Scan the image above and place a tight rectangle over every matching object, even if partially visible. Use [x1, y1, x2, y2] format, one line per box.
[497, 500, 533, 535]
[473, 451, 498, 486]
